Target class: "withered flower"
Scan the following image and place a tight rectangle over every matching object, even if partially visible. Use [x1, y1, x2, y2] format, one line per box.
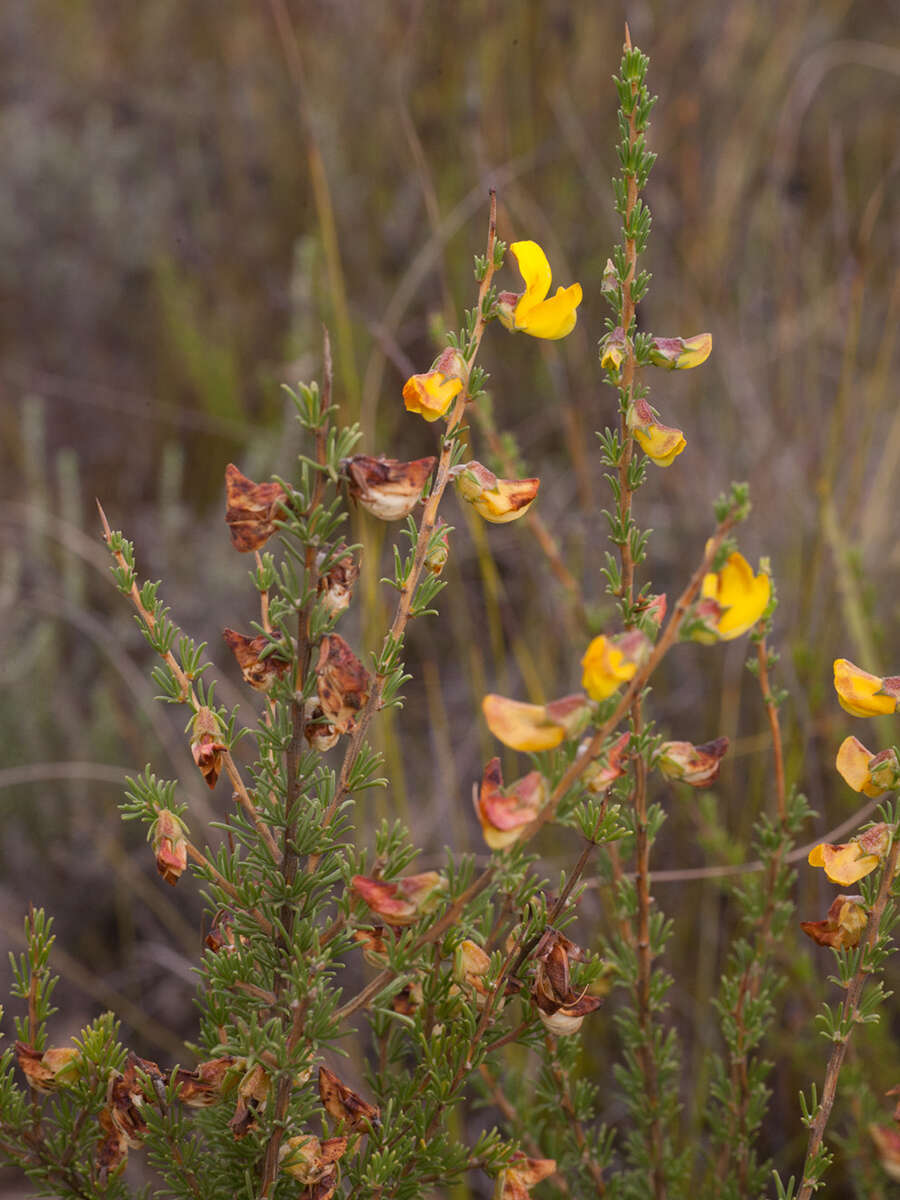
[454, 460, 540, 524]
[15, 1043, 80, 1093]
[152, 809, 188, 886]
[172, 1056, 238, 1108]
[393, 978, 424, 1016]
[657, 737, 729, 787]
[316, 635, 371, 734]
[317, 544, 359, 616]
[224, 463, 286, 552]
[351, 872, 446, 927]
[228, 1062, 269, 1139]
[800, 894, 868, 950]
[223, 628, 290, 692]
[318, 1066, 380, 1131]
[808, 822, 892, 887]
[494, 1151, 557, 1199]
[280, 1134, 348, 1197]
[475, 758, 547, 849]
[205, 909, 236, 953]
[870, 1122, 900, 1182]
[344, 454, 435, 521]
[453, 938, 494, 1008]
[303, 699, 341, 753]
[190, 706, 227, 789]
[532, 929, 602, 1036]
[95, 1054, 164, 1179]
[352, 926, 390, 966]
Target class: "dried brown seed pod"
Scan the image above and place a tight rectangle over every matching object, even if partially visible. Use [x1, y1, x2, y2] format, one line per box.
[224, 463, 287, 552]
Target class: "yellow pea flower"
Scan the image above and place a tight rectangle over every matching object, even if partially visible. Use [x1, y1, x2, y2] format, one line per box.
[628, 396, 686, 467]
[402, 347, 466, 422]
[808, 823, 891, 886]
[599, 326, 627, 372]
[835, 736, 892, 798]
[481, 692, 592, 753]
[454, 461, 539, 524]
[833, 658, 900, 718]
[648, 332, 712, 369]
[497, 241, 582, 340]
[581, 631, 647, 702]
[699, 552, 770, 640]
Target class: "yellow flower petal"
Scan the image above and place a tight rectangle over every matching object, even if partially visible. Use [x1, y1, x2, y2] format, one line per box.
[515, 283, 583, 340]
[702, 553, 770, 640]
[510, 240, 552, 309]
[833, 658, 898, 718]
[835, 735, 887, 798]
[402, 371, 463, 422]
[581, 635, 637, 702]
[482, 695, 565, 752]
[633, 422, 686, 467]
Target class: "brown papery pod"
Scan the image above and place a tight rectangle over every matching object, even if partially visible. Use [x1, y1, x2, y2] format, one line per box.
[223, 628, 290, 692]
[316, 634, 370, 733]
[318, 1066, 380, 1131]
[344, 454, 435, 521]
[224, 463, 286, 552]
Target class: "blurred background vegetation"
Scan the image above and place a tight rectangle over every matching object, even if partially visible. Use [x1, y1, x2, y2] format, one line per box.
[2, 0, 900, 1194]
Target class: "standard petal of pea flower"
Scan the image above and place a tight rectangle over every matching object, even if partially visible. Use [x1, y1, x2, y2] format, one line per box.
[497, 240, 582, 340]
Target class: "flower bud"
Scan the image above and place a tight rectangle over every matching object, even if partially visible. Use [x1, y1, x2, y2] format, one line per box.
[835, 736, 895, 798]
[402, 347, 466, 422]
[600, 257, 618, 295]
[636, 592, 667, 630]
[152, 809, 188, 886]
[834, 658, 900, 718]
[475, 758, 547, 849]
[658, 737, 729, 787]
[627, 395, 686, 467]
[318, 1066, 380, 1131]
[350, 871, 446, 927]
[808, 822, 891, 886]
[190, 706, 227, 789]
[224, 464, 286, 553]
[223, 628, 290, 692]
[599, 325, 627, 373]
[648, 331, 712, 369]
[581, 631, 649, 702]
[317, 544, 359, 617]
[316, 634, 371, 734]
[800, 894, 867, 950]
[454, 461, 539, 524]
[454, 938, 493, 1007]
[345, 454, 435, 521]
[424, 518, 451, 575]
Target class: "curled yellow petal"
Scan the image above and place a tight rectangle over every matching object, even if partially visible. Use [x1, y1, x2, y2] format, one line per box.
[835, 735, 888, 798]
[581, 635, 637, 702]
[502, 240, 582, 340]
[402, 371, 462, 422]
[455, 461, 539, 524]
[482, 695, 565, 752]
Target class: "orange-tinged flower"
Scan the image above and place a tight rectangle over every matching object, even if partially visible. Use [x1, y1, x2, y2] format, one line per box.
[800, 894, 868, 950]
[628, 396, 686, 467]
[152, 809, 188, 886]
[494, 1152, 557, 1199]
[345, 454, 436, 521]
[648, 332, 712, 369]
[475, 758, 547, 849]
[482, 692, 591, 752]
[350, 872, 446, 926]
[698, 552, 770, 641]
[581, 631, 648, 702]
[190, 706, 227, 789]
[833, 658, 900, 718]
[808, 822, 891, 886]
[402, 348, 466, 422]
[454, 461, 539, 524]
[224, 464, 287, 553]
[835, 736, 895, 798]
[497, 240, 582, 340]
[579, 731, 630, 794]
[658, 737, 729, 787]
